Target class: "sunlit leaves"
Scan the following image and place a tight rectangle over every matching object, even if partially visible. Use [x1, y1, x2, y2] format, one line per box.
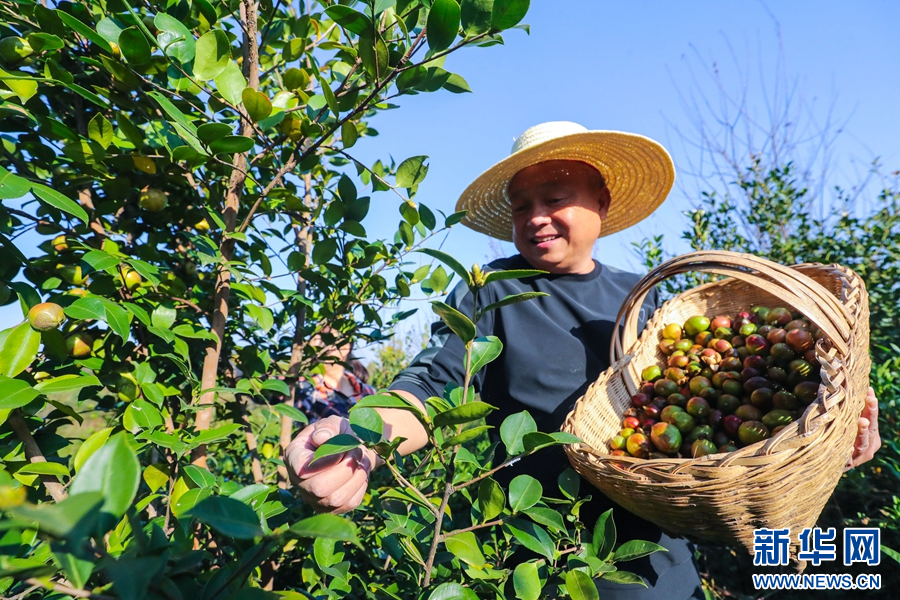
[118, 27, 151, 65]
[187, 496, 263, 539]
[0, 323, 41, 378]
[428, 0, 461, 51]
[69, 434, 140, 520]
[492, 0, 531, 30]
[431, 301, 476, 343]
[155, 13, 195, 63]
[500, 410, 537, 456]
[0, 375, 40, 409]
[194, 30, 231, 81]
[242, 87, 272, 122]
[396, 155, 430, 188]
[215, 60, 246, 104]
[88, 113, 113, 149]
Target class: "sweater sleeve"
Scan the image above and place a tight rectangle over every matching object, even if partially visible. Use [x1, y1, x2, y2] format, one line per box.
[389, 281, 494, 403]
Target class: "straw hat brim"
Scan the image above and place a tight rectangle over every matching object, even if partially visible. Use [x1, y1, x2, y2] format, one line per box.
[455, 131, 675, 242]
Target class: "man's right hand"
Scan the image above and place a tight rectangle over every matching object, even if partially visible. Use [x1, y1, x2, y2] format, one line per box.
[284, 415, 377, 514]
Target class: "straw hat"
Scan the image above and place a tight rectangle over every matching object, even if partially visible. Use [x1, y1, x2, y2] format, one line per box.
[455, 121, 675, 241]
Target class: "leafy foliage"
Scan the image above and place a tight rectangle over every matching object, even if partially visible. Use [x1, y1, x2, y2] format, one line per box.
[0, 0, 663, 597]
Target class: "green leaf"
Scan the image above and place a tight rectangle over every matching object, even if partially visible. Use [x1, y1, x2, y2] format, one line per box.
[341, 120, 359, 149]
[209, 135, 255, 154]
[74, 428, 112, 473]
[8, 491, 103, 540]
[146, 91, 198, 136]
[591, 509, 616, 560]
[242, 87, 272, 122]
[491, 0, 530, 30]
[500, 410, 537, 456]
[469, 336, 502, 374]
[613, 540, 667, 562]
[35, 375, 101, 395]
[69, 433, 140, 519]
[55, 551, 93, 590]
[0, 165, 31, 199]
[505, 518, 554, 560]
[88, 113, 113, 149]
[194, 30, 231, 80]
[188, 496, 263, 539]
[173, 488, 211, 517]
[99, 298, 132, 339]
[522, 431, 581, 452]
[325, 5, 374, 35]
[566, 569, 599, 600]
[312, 433, 361, 462]
[318, 75, 340, 117]
[443, 72, 473, 93]
[0, 67, 38, 103]
[600, 570, 647, 587]
[155, 12, 196, 63]
[882, 545, 900, 565]
[428, 582, 468, 600]
[118, 26, 151, 65]
[509, 475, 541, 513]
[312, 238, 338, 265]
[229, 483, 271, 509]
[477, 478, 505, 521]
[354, 393, 420, 411]
[445, 531, 485, 567]
[433, 401, 495, 428]
[427, 265, 449, 293]
[349, 407, 383, 445]
[27, 32, 64, 52]
[396, 155, 429, 188]
[57, 11, 113, 53]
[441, 425, 491, 448]
[428, 0, 461, 51]
[287, 513, 358, 542]
[462, 0, 494, 35]
[513, 560, 543, 600]
[431, 301, 476, 343]
[521, 506, 567, 532]
[272, 403, 308, 424]
[480, 291, 549, 316]
[32, 185, 89, 224]
[215, 60, 246, 104]
[18, 462, 69, 476]
[0, 322, 41, 378]
[197, 122, 233, 144]
[558, 468, 580, 500]
[416, 248, 473, 287]
[0, 376, 39, 409]
[191, 423, 242, 445]
[96, 17, 123, 45]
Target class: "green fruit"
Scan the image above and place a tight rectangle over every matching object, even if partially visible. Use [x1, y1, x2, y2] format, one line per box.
[717, 394, 741, 415]
[739, 323, 758, 337]
[641, 365, 662, 382]
[653, 379, 679, 397]
[749, 388, 774, 410]
[794, 381, 820, 404]
[59, 264, 87, 285]
[609, 435, 627, 451]
[686, 396, 711, 418]
[117, 378, 140, 402]
[666, 393, 687, 407]
[772, 391, 799, 411]
[718, 443, 739, 453]
[0, 37, 33, 64]
[752, 306, 770, 321]
[650, 422, 682, 454]
[122, 268, 142, 290]
[27, 302, 66, 331]
[691, 439, 718, 458]
[684, 315, 711, 336]
[688, 376, 712, 396]
[686, 424, 714, 443]
[660, 405, 684, 423]
[762, 410, 794, 429]
[766, 307, 792, 327]
[714, 326, 733, 340]
[139, 188, 167, 211]
[734, 404, 763, 421]
[670, 412, 696, 434]
[738, 421, 771, 445]
[674, 339, 693, 352]
[66, 332, 93, 358]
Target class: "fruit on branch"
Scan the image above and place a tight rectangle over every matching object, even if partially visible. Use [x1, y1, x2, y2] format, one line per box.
[28, 302, 66, 331]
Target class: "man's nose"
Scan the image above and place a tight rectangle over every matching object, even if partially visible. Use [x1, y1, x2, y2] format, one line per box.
[527, 207, 553, 228]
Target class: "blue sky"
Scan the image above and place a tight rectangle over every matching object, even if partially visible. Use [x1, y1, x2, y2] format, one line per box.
[3, 1, 899, 341]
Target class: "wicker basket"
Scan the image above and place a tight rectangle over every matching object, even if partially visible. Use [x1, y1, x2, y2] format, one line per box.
[562, 250, 870, 556]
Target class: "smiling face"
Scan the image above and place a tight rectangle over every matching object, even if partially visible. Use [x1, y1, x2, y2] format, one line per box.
[508, 160, 610, 274]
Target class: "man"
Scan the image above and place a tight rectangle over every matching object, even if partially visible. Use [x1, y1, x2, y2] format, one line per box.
[285, 122, 881, 597]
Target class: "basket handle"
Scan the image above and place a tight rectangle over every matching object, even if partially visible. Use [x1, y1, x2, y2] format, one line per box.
[610, 251, 852, 364]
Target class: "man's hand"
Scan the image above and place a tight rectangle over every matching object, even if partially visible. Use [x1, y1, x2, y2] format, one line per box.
[845, 387, 881, 471]
[285, 416, 377, 513]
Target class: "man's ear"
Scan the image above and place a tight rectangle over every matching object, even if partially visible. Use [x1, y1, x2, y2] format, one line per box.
[597, 186, 611, 220]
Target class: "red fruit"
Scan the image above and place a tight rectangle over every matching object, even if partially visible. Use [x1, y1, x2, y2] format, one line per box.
[626, 433, 651, 458]
[745, 334, 769, 355]
[785, 319, 810, 331]
[785, 329, 814, 353]
[631, 393, 652, 408]
[720, 356, 743, 372]
[644, 404, 661, 419]
[723, 414, 743, 435]
[734, 404, 763, 421]
[740, 367, 761, 382]
[744, 355, 767, 371]
[668, 355, 690, 368]
[766, 307, 792, 327]
[766, 328, 786, 345]
[640, 382, 656, 397]
[711, 339, 733, 354]
[711, 316, 732, 330]
[743, 376, 771, 393]
[623, 416, 641, 429]
[731, 335, 746, 348]
[640, 415, 658, 429]
[708, 409, 723, 429]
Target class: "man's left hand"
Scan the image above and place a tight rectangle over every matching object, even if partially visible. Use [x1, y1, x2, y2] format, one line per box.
[845, 387, 881, 471]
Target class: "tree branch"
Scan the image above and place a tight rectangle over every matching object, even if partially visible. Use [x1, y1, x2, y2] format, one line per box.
[8, 410, 67, 502]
